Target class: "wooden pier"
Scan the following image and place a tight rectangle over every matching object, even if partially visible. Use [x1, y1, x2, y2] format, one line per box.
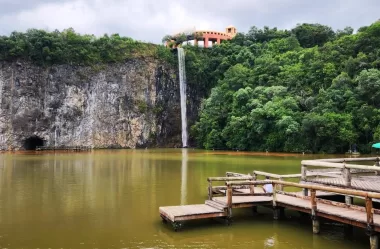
[159, 157, 380, 248]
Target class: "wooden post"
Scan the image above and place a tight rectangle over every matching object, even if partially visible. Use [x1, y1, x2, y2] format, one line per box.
[208, 180, 213, 200]
[248, 173, 255, 194]
[301, 165, 308, 196]
[343, 165, 354, 236]
[252, 171, 257, 181]
[272, 183, 279, 220]
[227, 184, 233, 218]
[370, 234, 379, 249]
[279, 177, 284, 191]
[311, 189, 320, 234]
[365, 195, 379, 248]
[272, 183, 277, 207]
[343, 164, 352, 205]
[366, 196, 374, 229]
[251, 176, 257, 214]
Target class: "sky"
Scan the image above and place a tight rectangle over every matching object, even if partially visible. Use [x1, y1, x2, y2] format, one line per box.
[0, 0, 379, 43]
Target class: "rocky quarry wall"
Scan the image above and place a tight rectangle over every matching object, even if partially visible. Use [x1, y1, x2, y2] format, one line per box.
[0, 59, 191, 150]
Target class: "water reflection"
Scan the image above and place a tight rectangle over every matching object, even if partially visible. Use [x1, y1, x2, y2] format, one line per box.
[0, 150, 370, 249]
[180, 149, 188, 205]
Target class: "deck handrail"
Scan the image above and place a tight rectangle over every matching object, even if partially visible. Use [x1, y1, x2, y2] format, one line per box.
[226, 180, 380, 199]
[316, 157, 380, 163]
[300, 158, 380, 200]
[253, 170, 301, 179]
[207, 176, 254, 181]
[224, 179, 380, 230]
[301, 160, 380, 170]
[207, 176, 256, 200]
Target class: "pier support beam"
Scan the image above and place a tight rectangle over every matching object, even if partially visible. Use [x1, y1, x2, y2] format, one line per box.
[343, 165, 352, 205]
[311, 189, 320, 234]
[273, 207, 285, 220]
[301, 164, 308, 196]
[370, 234, 379, 249]
[227, 185, 233, 219]
[252, 206, 258, 214]
[273, 208, 280, 220]
[312, 218, 320, 234]
[172, 221, 183, 232]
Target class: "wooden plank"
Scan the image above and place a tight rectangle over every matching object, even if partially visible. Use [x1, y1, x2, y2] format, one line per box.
[307, 176, 380, 193]
[227, 180, 380, 199]
[159, 205, 225, 222]
[226, 172, 248, 177]
[275, 194, 380, 228]
[212, 196, 272, 205]
[208, 176, 254, 182]
[317, 157, 379, 163]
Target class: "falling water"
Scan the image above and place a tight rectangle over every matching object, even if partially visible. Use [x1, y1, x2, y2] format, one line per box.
[54, 115, 59, 147]
[0, 73, 3, 105]
[54, 127, 57, 147]
[177, 48, 188, 148]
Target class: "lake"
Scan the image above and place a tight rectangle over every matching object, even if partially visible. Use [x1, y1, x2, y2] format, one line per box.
[0, 149, 369, 248]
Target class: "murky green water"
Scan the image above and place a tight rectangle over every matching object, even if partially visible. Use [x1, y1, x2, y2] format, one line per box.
[0, 149, 370, 248]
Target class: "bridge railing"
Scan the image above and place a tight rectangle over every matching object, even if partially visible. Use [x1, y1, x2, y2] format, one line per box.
[300, 158, 380, 198]
[207, 176, 256, 200]
[225, 180, 380, 235]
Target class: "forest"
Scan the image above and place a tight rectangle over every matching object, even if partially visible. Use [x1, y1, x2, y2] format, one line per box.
[1, 22, 380, 153]
[0, 28, 174, 65]
[188, 22, 380, 153]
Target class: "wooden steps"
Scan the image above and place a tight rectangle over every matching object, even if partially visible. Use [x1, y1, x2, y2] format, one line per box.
[212, 195, 273, 208]
[205, 200, 226, 211]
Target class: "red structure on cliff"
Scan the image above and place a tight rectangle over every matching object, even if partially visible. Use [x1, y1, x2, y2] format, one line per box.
[166, 26, 237, 48]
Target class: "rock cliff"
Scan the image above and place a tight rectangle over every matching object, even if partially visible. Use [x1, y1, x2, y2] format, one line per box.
[0, 59, 184, 150]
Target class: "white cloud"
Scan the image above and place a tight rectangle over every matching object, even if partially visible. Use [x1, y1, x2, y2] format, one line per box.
[0, 0, 379, 43]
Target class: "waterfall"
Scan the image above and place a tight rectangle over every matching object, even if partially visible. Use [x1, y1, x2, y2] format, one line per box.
[177, 48, 188, 148]
[0, 73, 3, 105]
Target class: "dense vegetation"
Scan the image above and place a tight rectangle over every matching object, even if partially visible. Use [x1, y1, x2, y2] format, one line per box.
[2, 23, 380, 153]
[190, 22, 380, 153]
[0, 28, 174, 66]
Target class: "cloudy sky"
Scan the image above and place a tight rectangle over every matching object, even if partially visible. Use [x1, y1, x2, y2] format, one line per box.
[0, 0, 379, 43]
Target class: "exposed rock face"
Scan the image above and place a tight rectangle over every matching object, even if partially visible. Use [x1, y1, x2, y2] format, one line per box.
[0, 59, 184, 150]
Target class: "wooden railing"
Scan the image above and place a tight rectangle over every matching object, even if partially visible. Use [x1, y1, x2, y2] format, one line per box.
[315, 157, 380, 164]
[225, 180, 380, 235]
[301, 158, 380, 202]
[207, 176, 256, 200]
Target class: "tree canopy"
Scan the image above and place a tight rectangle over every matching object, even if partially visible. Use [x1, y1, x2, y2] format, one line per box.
[190, 21, 380, 153]
[0, 28, 174, 66]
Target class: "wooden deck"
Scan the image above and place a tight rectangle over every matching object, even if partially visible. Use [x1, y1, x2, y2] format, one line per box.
[307, 176, 380, 193]
[159, 192, 380, 232]
[213, 195, 272, 207]
[276, 194, 380, 232]
[159, 204, 225, 222]
[159, 157, 380, 248]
